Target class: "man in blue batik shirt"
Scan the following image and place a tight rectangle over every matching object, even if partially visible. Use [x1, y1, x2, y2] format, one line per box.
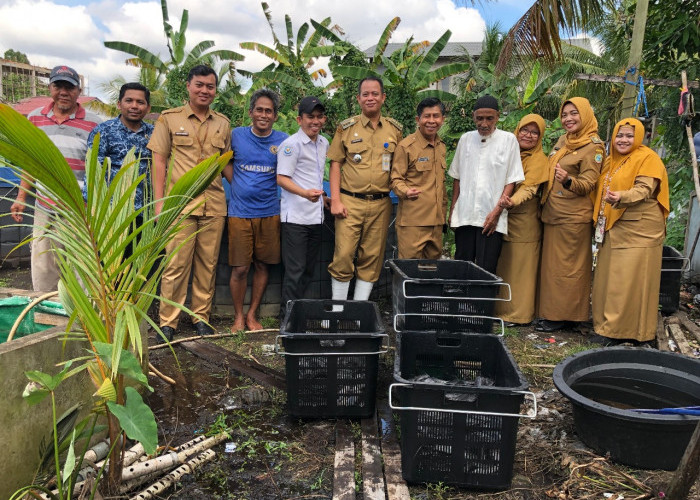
[84, 82, 153, 216]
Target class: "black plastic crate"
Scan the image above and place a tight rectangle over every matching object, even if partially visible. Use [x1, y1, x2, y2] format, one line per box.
[390, 331, 532, 489]
[278, 300, 386, 418]
[659, 245, 686, 314]
[387, 259, 509, 333]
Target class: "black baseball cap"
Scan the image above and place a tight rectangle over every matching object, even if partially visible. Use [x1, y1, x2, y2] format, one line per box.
[298, 96, 325, 116]
[50, 65, 80, 87]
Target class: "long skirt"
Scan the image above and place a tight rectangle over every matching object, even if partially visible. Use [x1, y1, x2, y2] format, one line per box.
[592, 239, 662, 342]
[538, 223, 592, 322]
[494, 240, 540, 324]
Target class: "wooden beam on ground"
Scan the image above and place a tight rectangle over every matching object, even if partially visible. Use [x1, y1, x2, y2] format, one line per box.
[362, 412, 386, 500]
[33, 312, 68, 327]
[667, 324, 694, 357]
[332, 422, 355, 500]
[665, 421, 700, 500]
[574, 73, 700, 89]
[180, 340, 286, 389]
[678, 312, 700, 345]
[658, 313, 671, 352]
[378, 403, 411, 500]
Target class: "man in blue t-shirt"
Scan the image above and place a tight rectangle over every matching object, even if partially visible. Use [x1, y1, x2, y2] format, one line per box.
[226, 89, 288, 331]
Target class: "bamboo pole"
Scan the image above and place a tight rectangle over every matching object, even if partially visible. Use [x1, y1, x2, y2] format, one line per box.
[128, 449, 216, 500]
[620, 0, 649, 118]
[149, 328, 279, 350]
[681, 71, 700, 208]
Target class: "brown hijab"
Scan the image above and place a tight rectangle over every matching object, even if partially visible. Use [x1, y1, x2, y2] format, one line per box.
[514, 113, 549, 187]
[543, 97, 601, 203]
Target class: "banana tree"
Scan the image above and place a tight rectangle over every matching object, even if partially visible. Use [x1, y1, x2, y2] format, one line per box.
[0, 103, 231, 494]
[332, 30, 473, 132]
[104, 0, 244, 107]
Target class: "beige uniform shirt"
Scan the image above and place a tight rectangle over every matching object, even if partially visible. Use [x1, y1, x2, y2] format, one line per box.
[390, 131, 447, 226]
[148, 103, 231, 216]
[327, 114, 403, 194]
[541, 137, 605, 225]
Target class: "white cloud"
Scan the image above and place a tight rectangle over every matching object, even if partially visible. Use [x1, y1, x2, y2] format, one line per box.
[0, 0, 487, 101]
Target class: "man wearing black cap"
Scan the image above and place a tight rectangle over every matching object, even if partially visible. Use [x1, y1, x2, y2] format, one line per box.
[276, 96, 330, 319]
[448, 94, 524, 273]
[10, 65, 103, 292]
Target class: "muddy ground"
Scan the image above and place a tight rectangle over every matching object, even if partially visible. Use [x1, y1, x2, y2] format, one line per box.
[4, 267, 699, 499]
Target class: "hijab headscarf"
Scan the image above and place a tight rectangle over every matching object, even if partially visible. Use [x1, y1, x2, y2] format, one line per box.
[592, 117, 670, 230]
[543, 97, 601, 203]
[514, 113, 549, 187]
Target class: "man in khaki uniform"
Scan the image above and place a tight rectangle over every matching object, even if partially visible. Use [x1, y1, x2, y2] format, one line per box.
[390, 97, 447, 259]
[328, 77, 403, 301]
[148, 65, 231, 340]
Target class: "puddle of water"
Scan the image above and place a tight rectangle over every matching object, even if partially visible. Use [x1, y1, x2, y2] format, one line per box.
[146, 347, 334, 499]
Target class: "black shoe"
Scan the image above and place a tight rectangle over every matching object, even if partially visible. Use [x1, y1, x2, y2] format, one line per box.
[195, 322, 215, 336]
[535, 320, 567, 332]
[588, 333, 623, 346]
[161, 326, 175, 342]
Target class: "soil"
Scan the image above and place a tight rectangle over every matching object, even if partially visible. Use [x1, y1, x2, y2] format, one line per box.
[3, 266, 699, 499]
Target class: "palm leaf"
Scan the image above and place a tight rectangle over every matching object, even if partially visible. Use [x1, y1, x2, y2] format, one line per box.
[372, 17, 401, 68]
[422, 61, 473, 87]
[260, 2, 282, 48]
[332, 65, 381, 81]
[296, 22, 310, 57]
[103, 42, 168, 74]
[410, 30, 452, 84]
[309, 18, 344, 45]
[240, 42, 289, 66]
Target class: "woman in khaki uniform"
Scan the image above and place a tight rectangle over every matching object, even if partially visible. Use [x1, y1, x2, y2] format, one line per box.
[591, 117, 669, 344]
[537, 97, 605, 332]
[495, 114, 549, 325]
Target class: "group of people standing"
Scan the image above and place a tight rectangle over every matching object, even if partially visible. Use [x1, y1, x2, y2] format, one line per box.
[10, 63, 671, 347]
[490, 99, 669, 345]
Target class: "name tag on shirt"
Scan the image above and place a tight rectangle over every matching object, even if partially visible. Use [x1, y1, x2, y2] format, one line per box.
[418, 157, 429, 162]
[175, 132, 189, 136]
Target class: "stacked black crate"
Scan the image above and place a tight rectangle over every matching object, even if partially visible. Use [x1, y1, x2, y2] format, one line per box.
[386, 259, 534, 490]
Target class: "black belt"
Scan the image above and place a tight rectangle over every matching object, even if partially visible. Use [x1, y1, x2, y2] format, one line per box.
[340, 188, 389, 200]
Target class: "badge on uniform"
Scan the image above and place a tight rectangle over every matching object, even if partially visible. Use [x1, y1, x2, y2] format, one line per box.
[595, 153, 603, 163]
[270, 145, 279, 154]
[283, 146, 293, 156]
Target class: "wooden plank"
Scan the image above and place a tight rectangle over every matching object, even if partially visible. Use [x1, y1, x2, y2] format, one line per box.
[658, 314, 671, 352]
[666, 421, 700, 500]
[180, 340, 286, 389]
[678, 312, 700, 345]
[574, 72, 700, 89]
[332, 422, 355, 500]
[667, 324, 694, 357]
[361, 412, 386, 500]
[33, 312, 68, 327]
[378, 402, 411, 500]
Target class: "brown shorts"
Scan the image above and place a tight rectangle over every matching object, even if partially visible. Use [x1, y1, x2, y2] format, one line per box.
[228, 215, 281, 266]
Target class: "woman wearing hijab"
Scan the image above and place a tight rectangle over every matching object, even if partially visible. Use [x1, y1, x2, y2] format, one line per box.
[537, 97, 605, 332]
[591, 117, 669, 344]
[495, 114, 549, 325]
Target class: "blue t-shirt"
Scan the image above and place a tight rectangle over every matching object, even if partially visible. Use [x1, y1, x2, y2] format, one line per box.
[229, 126, 288, 218]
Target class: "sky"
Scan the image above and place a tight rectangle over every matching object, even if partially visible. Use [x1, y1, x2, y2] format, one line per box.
[0, 0, 531, 101]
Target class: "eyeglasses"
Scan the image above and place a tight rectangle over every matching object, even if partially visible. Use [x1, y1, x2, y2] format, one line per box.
[519, 129, 540, 138]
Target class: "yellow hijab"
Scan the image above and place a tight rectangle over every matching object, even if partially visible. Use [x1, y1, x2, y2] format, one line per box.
[543, 97, 601, 203]
[515, 114, 549, 187]
[592, 117, 670, 230]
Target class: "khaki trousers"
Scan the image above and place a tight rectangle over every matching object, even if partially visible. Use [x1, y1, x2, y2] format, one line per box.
[31, 208, 62, 292]
[328, 194, 392, 283]
[396, 225, 443, 259]
[159, 215, 225, 327]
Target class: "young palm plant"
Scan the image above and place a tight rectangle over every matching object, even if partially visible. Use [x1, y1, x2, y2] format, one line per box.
[0, 103, 231, 495]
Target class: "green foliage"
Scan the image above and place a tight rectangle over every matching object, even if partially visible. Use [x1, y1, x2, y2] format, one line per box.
[0, 102, 231, 492]
[664, 151, 694, 251]
[1, 49, 47, 102]
[106, 387, 158, 455]
[4, 48, 29, 64]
